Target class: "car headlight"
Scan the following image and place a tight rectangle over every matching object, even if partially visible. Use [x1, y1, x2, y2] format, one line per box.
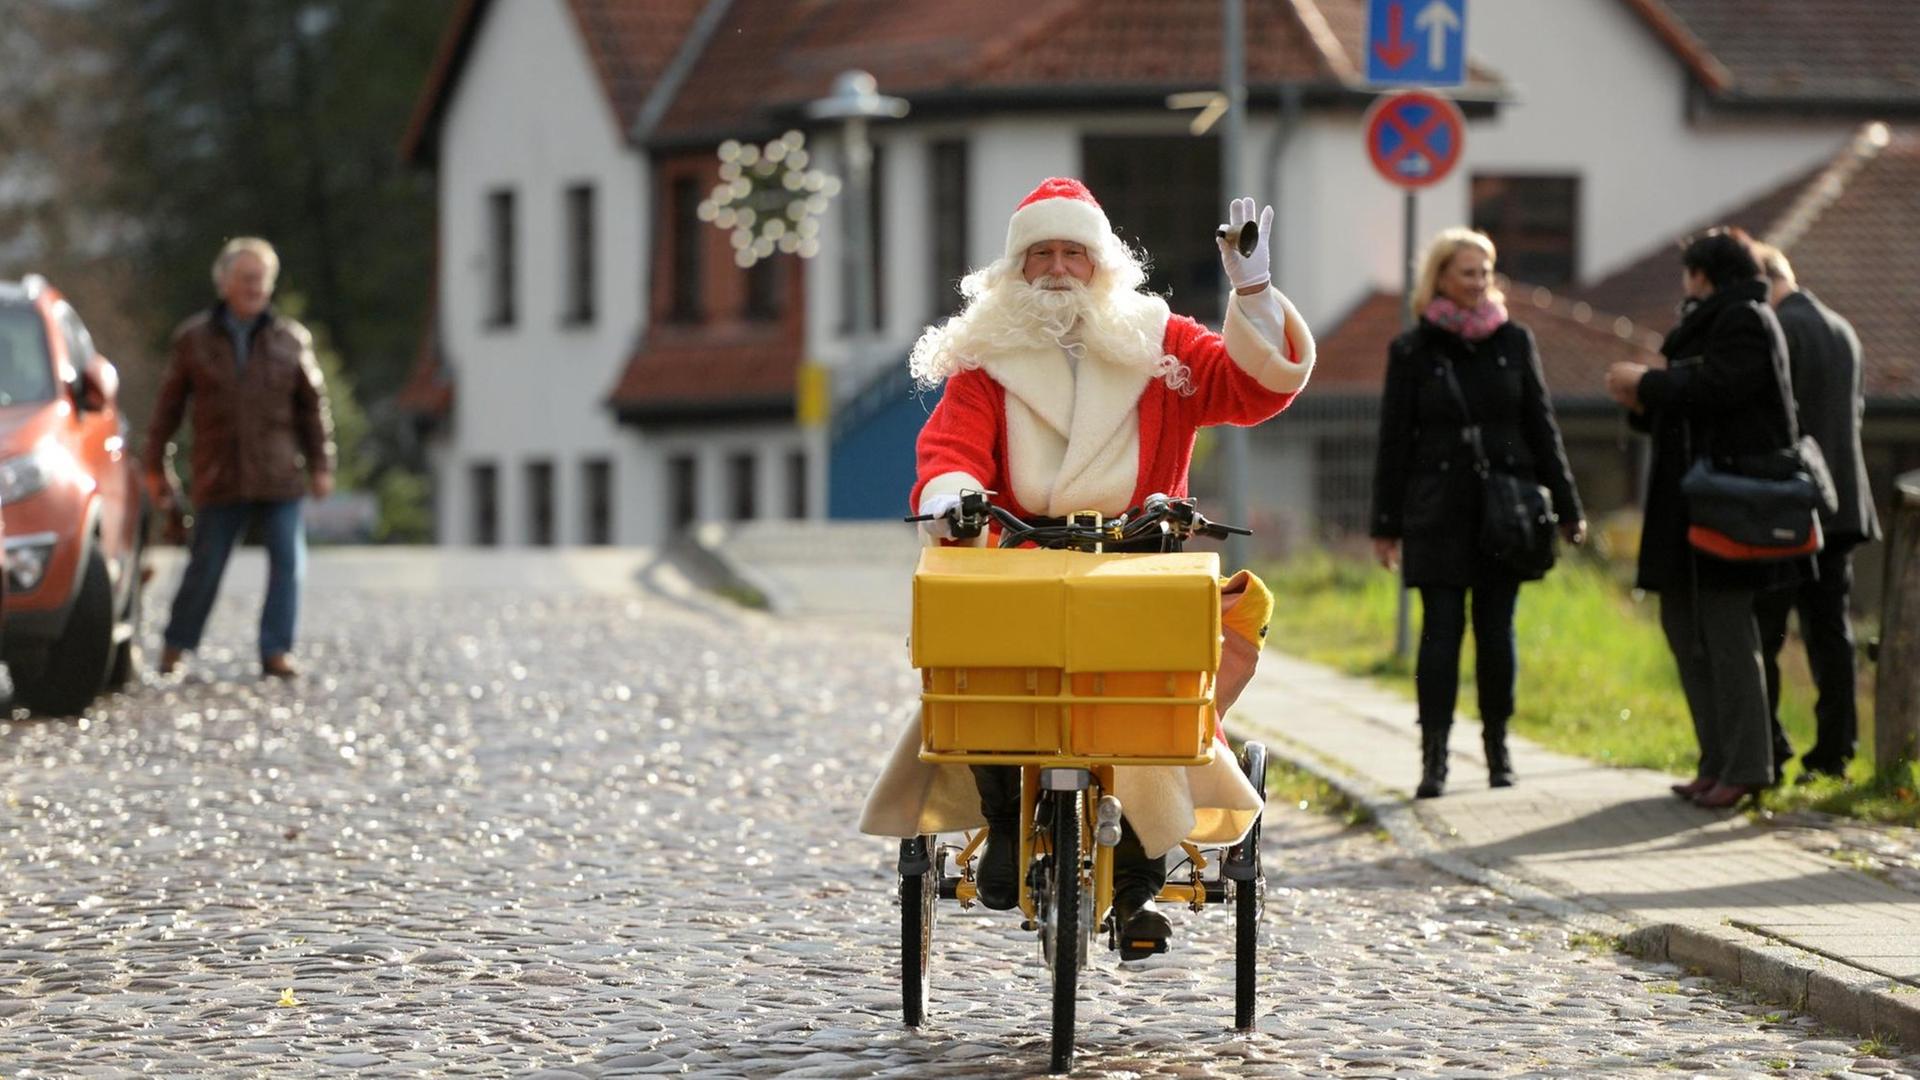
[0, 445, 61, 503]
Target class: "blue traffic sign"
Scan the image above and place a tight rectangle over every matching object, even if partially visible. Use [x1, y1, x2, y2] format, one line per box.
[1366, 0, 1466, 87]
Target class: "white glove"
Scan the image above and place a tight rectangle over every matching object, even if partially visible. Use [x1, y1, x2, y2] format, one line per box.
[918, 491, 963, 540]
[1217, 197, 1273, 292]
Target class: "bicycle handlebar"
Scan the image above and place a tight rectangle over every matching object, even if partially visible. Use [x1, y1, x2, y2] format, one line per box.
[905, 490, 1251, 551]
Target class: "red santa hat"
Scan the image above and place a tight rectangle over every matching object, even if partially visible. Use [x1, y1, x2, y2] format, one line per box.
[1004, 177, 1115, 262]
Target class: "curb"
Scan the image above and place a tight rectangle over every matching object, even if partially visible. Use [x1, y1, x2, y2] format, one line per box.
[1240, 717, 1920, 1049]
[669, 526, 791, 615]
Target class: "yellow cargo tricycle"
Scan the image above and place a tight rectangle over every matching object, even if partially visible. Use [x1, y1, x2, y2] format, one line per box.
[898, 491, 1270, 1074]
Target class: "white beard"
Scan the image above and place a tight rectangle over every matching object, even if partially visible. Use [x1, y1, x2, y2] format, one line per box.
[909, 272, 1189, 394]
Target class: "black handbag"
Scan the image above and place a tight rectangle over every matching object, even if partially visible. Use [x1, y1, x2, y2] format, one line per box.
[1436, 357, 1558, 580]
[1678, 350, 1835, 563]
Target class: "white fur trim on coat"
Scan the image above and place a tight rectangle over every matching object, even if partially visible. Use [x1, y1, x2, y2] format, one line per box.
[1222, 287, 1316, 393]
[857, 716, 1262, 858]
[1005, 197, 1112, 261]
[978, 293, 1169, 516]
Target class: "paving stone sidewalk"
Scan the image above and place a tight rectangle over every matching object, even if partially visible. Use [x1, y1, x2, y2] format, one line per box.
[1232, 652, 1920, 1047]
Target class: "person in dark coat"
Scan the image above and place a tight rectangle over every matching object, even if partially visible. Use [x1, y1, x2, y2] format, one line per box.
[1370, 227, 1586, 800]
[1605, 228, 1800, 809]
[1752, 243, 1880, 780]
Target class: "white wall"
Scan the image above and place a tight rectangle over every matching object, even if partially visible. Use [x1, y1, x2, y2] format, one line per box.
[437, 0, 647, 546]
[1468, 0, 1852, 283]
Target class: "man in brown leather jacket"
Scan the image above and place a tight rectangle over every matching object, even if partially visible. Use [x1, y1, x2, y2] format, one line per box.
[145, 237, 335, 679]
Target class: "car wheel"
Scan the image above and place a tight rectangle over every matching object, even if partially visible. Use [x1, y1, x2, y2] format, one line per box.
[16, 548, 114, 716]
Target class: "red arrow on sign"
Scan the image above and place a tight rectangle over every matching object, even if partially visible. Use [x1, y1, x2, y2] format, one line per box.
[1373, 2, 1415, 69]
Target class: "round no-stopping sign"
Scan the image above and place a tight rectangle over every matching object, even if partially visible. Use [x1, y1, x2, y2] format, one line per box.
[1364, 90, 1465, 190]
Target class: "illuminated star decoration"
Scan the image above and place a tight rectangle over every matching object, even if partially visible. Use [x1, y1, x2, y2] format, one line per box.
[698, 131, 842, 268]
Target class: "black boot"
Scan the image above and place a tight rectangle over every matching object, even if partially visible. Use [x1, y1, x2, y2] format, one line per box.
[1111, 820, 1170, 958]
[1483, 718, 1515, 788]
[1416, 724, 1449, 799]
[970, 766, 1021, 910]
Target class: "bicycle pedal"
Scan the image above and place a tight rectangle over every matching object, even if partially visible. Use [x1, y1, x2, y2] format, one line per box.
[1118, 937, 1169, 962]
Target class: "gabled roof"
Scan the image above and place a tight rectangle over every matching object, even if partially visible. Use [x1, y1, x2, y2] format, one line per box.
[401, 0, 1505, 162]
[605, 325, 800, 423]
[1618, 0, 1920, 113]
[646, 0, 1500, 144]
[1574, 123, 1920, 401]
[401, 0, 707, 166]
[1308, 285, 1660, 407]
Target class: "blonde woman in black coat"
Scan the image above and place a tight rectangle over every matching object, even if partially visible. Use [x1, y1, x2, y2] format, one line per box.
[1370, 228, 1586, 799]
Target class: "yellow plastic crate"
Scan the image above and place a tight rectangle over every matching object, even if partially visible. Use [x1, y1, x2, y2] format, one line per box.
[912, 546, 1221, 762]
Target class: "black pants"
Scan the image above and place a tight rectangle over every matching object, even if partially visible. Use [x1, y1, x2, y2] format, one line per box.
[1660, 587, 1772, 787]
[1756, 545, 1860, 774]
[1415, 579, 1520, 729]
[971, 764, 1166, 901]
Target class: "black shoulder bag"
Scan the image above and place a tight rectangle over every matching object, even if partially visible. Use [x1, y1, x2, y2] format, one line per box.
[1678, 343, 1838, 562]
[1436, 356, 1558, 580]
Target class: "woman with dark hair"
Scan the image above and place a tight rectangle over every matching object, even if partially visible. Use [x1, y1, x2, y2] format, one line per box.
[1604, 227, 1801, 809]
[1370, 227, 1585, 800]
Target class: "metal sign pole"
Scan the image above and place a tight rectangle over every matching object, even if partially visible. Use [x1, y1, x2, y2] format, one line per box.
[1221, 0, 1251, 572]
[1393, 189, 1415, 659]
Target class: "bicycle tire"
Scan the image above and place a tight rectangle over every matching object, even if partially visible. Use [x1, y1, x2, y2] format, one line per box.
[900, 836, 935, 1026]
[1047, 794, 1082, 1074]
[1234, 743, 1268, 1031]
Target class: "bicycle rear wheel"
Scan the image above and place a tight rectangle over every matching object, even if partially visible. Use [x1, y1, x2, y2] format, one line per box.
[899, 835, 935, 1026]
[1046, 793, 1083, 1074]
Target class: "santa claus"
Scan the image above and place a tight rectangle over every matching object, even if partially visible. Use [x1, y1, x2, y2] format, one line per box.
[859, 177, 1315, 953]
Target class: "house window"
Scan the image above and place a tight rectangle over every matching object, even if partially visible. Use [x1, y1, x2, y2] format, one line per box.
[746, 256, 783, 322]
[728, 451, 757, 521]
[470, 461, 499, 546]
[564, 183, 596, 325]
[486, 188, 516, 327]
[839, 144, 886, 333]
[670, 176, 703, 322]
[930, 140, 969, 318]
[1083, 136, 1221, 323]
[668, 453, 698, 531]
[1471, 175, 1579, 287]
[786, 449, 807, 519]
[582, 457, 613, 545]
[525, 459, 555, 546]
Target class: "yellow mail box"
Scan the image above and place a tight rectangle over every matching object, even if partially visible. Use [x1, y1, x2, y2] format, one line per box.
[912, 546, 1221, 762]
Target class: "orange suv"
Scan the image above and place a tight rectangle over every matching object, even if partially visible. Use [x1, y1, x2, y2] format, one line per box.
[0, 275, 146, 714]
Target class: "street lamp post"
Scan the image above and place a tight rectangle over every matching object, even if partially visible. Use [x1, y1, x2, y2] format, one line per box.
[1220, 0, 1251, 572]
[806, 71, 907, 520]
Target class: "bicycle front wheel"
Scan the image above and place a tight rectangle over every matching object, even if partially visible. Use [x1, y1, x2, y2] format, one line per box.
[1046, 793, 1083, 1074]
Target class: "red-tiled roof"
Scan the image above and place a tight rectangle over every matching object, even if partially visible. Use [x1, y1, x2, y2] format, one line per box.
[395, 342, 452, 423]
[1770, 125, 1920, 398]
[646, 0, 1499, 143]
[606, 327, 801, 420]
[1618, 0, 1920, 111]
[1573, 123, 1920, 401]
[1310, 287, 1659, 405]
[401, 0, 706, 165]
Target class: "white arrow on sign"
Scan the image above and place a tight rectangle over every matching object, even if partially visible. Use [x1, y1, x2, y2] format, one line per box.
[1400, 154, 1432, 177]
[1415, 0, 1460, 71]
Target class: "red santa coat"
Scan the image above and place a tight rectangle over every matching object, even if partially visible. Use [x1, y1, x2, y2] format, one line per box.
[911, 287, 1314, 518]
[861, 286, 1316, 857]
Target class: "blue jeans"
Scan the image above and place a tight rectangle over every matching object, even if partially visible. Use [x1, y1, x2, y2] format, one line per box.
[1415, 579, 1521, 729]
[164, 500, 306, 660]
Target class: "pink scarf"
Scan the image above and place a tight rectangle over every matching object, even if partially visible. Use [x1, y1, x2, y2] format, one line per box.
[1423, 296, 1509, 342]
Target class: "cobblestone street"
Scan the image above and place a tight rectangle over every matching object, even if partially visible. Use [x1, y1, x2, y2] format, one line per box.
[5, 553, 1920, 1077]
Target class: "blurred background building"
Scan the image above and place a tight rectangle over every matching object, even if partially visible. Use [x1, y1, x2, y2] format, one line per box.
[389, 0, 1917, 571]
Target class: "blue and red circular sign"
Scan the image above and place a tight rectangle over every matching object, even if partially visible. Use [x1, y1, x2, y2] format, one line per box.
[1364, 90, 1465, 190]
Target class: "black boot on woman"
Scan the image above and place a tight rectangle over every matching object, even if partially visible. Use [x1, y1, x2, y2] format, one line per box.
[1482, 718, 1515, 788]
[1417, 724, 1449, 799]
